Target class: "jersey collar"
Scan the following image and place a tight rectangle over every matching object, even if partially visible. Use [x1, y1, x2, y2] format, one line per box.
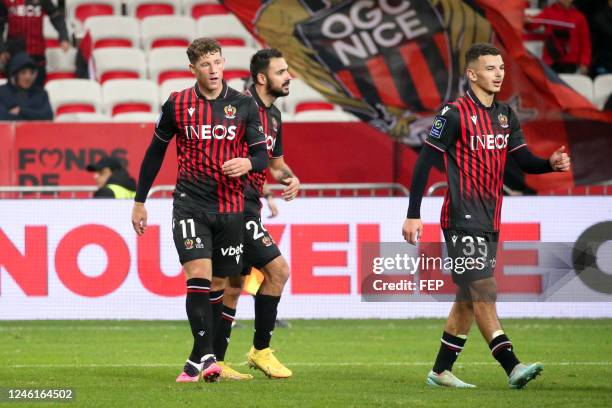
[193, 80, 229, 100]
[466, 87, 496, 110]
[247, 84, 270, 110]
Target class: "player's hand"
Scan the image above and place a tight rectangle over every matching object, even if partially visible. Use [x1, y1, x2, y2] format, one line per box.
[131, 202, 148, 236]
[266, 195, 279, 218]
[281, 177, 299, 201]
[222, 158, 252, 177]
[9, 106, 20, 115]
[402, 218, 423, 245]
[549, 145, 571, 172]
[60, 40, 70, 52]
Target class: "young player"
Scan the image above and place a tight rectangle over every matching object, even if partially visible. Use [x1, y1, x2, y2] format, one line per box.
[130, 38, 268, 383]
[402, 43, 570, 389]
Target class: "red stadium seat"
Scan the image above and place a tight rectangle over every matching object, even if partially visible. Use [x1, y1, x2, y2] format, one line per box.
[148, 47, 192, 85]
[183, 0, 229, 18]
[102, 79, 159, 117]
[127, 0, 178, 19]
[85, 16, 139, 50]
[45, 79, 102, 118]
[93, 48, 147, 84]
[141, 16, 196, 51]
[66, 0, 122, 23]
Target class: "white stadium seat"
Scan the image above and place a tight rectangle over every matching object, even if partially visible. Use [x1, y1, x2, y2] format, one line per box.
[148, 47, 191, 85]
[126, 0, 179, 19]
[593, 74, 612, 111]
[102, 79, 159, 116]
[283, 78, 335, 114]
[182, 0, 228, 19]
[93, 47, 147, 83]
[43, 15, 74, 49]
[65, 0, 122, 23]
[55, 112, 111, 122]
[45, 48, 78, 82]
[559, 73, 594, 103]
[197, 15, 256, 47]
[140, 16, 196, 50]
[222, 46, 257, 80]
[46, 79, 102, 117]
[85, 16, 140, 49]
[227, 78, 246, 92]
[159, 78, 195, 105]
[291, 110, 358, 122]
[113, 112, 159, 122]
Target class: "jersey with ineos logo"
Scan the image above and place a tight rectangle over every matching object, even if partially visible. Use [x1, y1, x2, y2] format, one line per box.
[243, 85, 283, 216]
[1, 0, 60, 57]
[155, 82, 265, 213]
[425, 88, 526, 232]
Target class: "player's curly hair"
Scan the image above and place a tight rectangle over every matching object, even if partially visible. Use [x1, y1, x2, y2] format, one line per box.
[187, 38, 222, 64]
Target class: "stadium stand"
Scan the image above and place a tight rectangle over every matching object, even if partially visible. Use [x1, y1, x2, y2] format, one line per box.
[65, 0, 122, 23]
[196, 14, 257, 47]
[212, 46, 255, 80]
[45, 48, 78, 82]
[283, 78, 335, 115]
[182, 0, 229, 18]
[112, 112, 158, 122]
[101, 79, 159, 116]
[593, 74, 612, 110]
[147, 47, 191, 85]
[84, 16, 140, 49]
[126, 0, 179, 19]
[54, 112, 111, 122]
[46, 78, 102, 117]
[559, 73, 594, 103]
[93, 47, 147, 83]
[140, 16, 197, 50]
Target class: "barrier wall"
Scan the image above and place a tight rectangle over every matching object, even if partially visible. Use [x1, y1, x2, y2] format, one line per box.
[1, 197, 611, 319]
[0, 122, 443, 190]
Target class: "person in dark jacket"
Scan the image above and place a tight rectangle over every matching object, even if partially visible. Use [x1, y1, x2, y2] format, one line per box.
[0, 51, 52, 120]
[86, 157, 137, 199]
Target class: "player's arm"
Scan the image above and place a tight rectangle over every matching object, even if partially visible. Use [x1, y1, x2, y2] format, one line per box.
[507, 109, 570, 173]
[402, 105, 459, 244]
[269, 157, 299, 201]
[223, 99, 268, 177]
[42, 0, 70, 48]
[131, 98, 177, 235]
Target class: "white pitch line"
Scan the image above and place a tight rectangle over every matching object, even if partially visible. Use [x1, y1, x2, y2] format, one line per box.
[3, 361, 611, 369]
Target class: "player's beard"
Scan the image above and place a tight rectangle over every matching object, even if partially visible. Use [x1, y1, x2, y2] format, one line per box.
[267, 79, 290, 98]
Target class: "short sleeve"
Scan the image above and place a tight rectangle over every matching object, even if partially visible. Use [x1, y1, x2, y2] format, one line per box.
[507, 107, 527, 153]
[154, 96, 177, 143]
[245, 98, 266, 147]
[425, 104, 460, 152]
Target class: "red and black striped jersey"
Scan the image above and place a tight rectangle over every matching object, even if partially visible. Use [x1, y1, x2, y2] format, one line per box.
[0, 0, 67, 57]
[425, 88, 526, 232]
[243, 84, 284, 216]
[155, 82, 266, 213]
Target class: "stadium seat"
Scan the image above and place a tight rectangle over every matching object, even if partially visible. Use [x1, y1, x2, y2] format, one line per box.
[93, 48, 147, 83]
[159, 78, 194, 105]
[140, 16, 196, 50]
[182, 0, 228, 18]
[222, 46, 257, 80]
[112, 112, 159, 122]
[283, 79, 335, 114]
[126, 0, 178, 19]
[101, 79, 159, 116]
[593, 74, 612, 111]
[65, 0, 122, 23]
[524, 8, 541, 17]
[559, 73, 594, 103]
[54, 112, 111, 122]
[43, 15, 73, 49]
[85, 16, 139, 49]
[45, 48, 78, 82]
[524, 41, 543, 59]
[148, 47, 191, 85]
[46, 79, 102, 117]
[196, 15, 256, 47]
[291, 109, 358, 122]
[227, 78, 246, 92]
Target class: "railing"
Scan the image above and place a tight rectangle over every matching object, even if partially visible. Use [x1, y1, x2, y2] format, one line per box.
[148, 183, 410, 198]
[0, 186, 98, 199]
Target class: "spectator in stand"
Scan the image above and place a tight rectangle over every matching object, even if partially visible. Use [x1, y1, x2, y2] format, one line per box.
[0, 52, 52, 121]
[591, 0, 612, 75]
[527, 0, 591, 74]
[0, 0, 70, 86]
[86, 157, 137, 199]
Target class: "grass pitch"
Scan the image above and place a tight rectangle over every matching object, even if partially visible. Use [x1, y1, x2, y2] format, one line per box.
[1, 319, 611, 407]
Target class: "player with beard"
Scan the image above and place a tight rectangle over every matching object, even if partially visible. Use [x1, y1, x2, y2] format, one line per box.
[209, 48, 299, 380]
[402, 43, 570, 389]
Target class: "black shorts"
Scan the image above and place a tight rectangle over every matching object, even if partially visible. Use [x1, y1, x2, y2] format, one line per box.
[172, 204, 244, 278]
[443, 229, 499, 285]
[240, 215, 282, 275]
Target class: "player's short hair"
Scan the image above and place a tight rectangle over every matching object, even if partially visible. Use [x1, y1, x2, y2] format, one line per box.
[465, 43, 501, 67]
[187, 38, 222, 64]
[250, 48, 284, 84]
